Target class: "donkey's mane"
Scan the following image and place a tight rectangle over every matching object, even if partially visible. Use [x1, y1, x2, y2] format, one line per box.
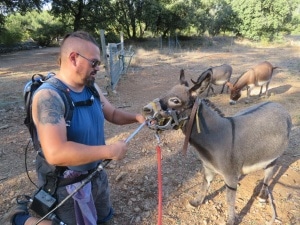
[233, 71, 246, 85]
[202, 99, 225, 117]
[234, 68, 254, 85]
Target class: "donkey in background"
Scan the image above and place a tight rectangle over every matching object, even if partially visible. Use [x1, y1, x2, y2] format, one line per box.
[142, 69, 291, 225]
[192, 64, 232, 97]
[226, 61, 278, 104]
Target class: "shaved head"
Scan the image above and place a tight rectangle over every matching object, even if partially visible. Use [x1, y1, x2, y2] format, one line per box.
[59, 31, 99, 65]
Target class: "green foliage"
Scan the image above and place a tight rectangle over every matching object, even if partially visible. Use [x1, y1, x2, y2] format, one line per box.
[0, 28, 23, 45]
[0, 0, 44, 14]
[28, 11, 67, 46]
[0, 10, 66, 46]
[51, 0, 112, 36]
[0, 13, 28, 45]
[111, 0, 152, 39]
[291, 5, 300, 34]
[230, 0, 296, 41]
[208, 0, 240, 36]
[1, 0, 300, 46]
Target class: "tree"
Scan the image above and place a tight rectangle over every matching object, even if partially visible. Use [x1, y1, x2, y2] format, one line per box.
[0, 0, 48, 23]
[160, 0, 191, 36]
[230, 0, 298, 41]
[111, 0, 195, 39]
[51, 0, 113, 35]
[208, 0, 240, 36]
[0, 0, 50, 45]
[0, 0, 45, 13]
[111, 0, 150, 39]
[1, 10, 65, 45]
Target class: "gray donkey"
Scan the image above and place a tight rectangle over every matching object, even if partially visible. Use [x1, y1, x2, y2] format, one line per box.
[192, 64, 233, 97]
[142, 69, 291, 225]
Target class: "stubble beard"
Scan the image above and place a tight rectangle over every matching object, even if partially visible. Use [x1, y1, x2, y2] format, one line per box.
[85, 74, 95, 87]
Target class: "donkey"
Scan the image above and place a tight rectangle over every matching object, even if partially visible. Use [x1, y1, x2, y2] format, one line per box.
[192, 64, 232, 97]
[142, 69, 291, 225]
[226, 61, 278, 105]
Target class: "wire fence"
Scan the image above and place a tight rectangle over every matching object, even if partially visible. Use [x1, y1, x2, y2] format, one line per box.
[100, 30, 134, 92]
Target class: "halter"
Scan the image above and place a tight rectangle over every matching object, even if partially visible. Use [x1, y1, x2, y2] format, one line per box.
[182, 97, 201, 155]
[146, 98, 189, 131]
[146, 97, 201, 155]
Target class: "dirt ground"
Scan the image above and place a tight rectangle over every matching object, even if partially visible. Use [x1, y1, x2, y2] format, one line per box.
[0, 37, 299, 225]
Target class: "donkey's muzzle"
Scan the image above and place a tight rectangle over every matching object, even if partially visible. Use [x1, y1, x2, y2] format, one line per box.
[229, 99, 236, 105]
[142, 99, 175, 131]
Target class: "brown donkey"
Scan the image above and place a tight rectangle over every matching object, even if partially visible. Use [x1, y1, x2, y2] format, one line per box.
[227, 61, 278, 104]
[142, 69, 291, 225]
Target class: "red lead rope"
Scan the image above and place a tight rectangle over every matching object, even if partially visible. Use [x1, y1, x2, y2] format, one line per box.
[156, 144, 163, 225]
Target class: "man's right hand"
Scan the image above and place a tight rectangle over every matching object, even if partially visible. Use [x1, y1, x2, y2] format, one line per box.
[110, 140, 128, 160]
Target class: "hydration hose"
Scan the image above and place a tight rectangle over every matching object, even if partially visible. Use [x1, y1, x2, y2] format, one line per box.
[34, 121, 146, 225]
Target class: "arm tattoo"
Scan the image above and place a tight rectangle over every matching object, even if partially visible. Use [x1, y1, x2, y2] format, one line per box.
[37, 91, 64, 125]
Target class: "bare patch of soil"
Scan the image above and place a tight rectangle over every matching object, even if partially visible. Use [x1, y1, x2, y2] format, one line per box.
[0, 39, 299, 225]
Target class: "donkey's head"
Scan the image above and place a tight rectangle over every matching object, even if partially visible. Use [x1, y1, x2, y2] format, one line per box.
[226, 82, 241, 105]
[142, 69, 211, 131]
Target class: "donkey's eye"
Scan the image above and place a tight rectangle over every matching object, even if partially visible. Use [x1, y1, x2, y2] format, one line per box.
[168, 97, 181, 107]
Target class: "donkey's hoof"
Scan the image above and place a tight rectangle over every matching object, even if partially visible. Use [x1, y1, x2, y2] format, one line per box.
[189, 199, 202, 207]
[259, 94, 268, 98]
[257, 196, 268, 203]
[226, 216, 237, 225]
[257, 191, 269, 203]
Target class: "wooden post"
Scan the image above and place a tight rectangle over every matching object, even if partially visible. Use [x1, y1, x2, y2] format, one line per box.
[100, 29, 112, 95]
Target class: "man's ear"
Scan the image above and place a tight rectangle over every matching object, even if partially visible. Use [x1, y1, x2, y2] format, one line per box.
[69, 52, 78, 66]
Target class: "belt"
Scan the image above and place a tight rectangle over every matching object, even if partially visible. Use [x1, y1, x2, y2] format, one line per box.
[58, 166, 100, 187]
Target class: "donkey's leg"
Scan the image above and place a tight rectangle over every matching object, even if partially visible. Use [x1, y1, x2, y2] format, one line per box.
[259, 85, 264, 96]
[245, 87, 252, 104]
[206, 84, 214, 96]
[226, 82, 230, 93]
[206, 85, 210, 96]
[258, 162, 277, 202]
[210, 86, 216, 95]
[258, 163, 279, 224]
[220, 83, 225, 94]
[224, 176, 239, 225]
[264, 82, 270, 97]
[189, 166, 215, 207]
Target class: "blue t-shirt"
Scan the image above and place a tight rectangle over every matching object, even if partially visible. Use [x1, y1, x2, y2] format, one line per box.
[38, 80, 105, 171]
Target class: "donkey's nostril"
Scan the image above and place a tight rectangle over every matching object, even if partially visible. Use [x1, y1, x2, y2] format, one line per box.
[229, 100, 236, 105]
[142, 107, 152, 113]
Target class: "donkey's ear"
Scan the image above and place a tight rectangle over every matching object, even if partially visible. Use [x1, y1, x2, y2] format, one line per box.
[179, 69, 189, 87]
[191, 68, 212, 85]
[226, 82, 233, 90]
[189, 72, 211, 97]
[190, 78, 197, 84]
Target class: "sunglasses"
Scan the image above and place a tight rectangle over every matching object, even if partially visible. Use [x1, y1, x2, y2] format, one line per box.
[76, 52, 101, 68]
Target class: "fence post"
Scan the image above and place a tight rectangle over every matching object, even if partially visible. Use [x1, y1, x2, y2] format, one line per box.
[100, 29, 112, 95]
[100, 30, 109, 76]
[120, 31, 124, 52]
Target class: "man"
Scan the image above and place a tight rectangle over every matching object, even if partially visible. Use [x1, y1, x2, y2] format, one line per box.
[8, 31, 145, 225]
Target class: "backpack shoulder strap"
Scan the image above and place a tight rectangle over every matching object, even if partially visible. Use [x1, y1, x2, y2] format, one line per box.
[24, 74, 49, 151]
[45, 77, 75, 126]
[25, 76, 100, 151]
[87, 84, 100, 99]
